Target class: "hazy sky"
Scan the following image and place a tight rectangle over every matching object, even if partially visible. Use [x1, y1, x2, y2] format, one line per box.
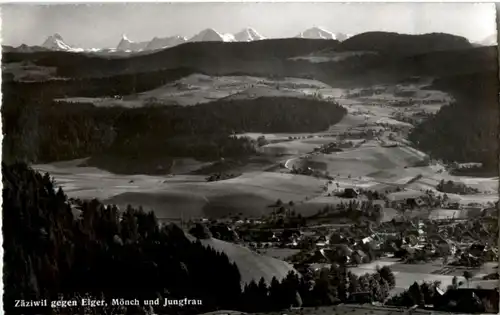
[2, 3, 496, 48]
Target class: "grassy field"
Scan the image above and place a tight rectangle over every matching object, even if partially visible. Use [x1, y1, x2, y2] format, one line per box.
[286, 145, 425, 179]
[259, 248, 301, 261]
[186, 235, 297, 286]
[56, 74, 333, 107]
[34, 162, 326, 219]
[260, 140, 320, 156]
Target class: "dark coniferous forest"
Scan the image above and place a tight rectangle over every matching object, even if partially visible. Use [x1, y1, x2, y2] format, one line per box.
[409, 72, 499, 173]
[2, 96, 346, 174]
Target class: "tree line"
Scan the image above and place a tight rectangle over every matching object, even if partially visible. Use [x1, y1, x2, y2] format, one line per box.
[409, 100, 498, 173]
[240, 264, 396, 313]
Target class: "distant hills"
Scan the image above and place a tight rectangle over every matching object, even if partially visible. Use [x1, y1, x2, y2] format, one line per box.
[3, 31, 483, 80]
[341, 32, 473, 55]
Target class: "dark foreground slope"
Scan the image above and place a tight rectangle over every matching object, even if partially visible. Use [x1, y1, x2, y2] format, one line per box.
[3, 163, 395, 315]
[2, 162, 240, 315]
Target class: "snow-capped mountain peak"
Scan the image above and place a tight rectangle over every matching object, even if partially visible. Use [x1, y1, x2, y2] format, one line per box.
[234, 28, 266, 42]
[189, 28, 234, 42]
[297, 27, 348, 41]
[42, 33, 73, 51]
[116, 34, 149, 51]
[146, 35, 187, 50]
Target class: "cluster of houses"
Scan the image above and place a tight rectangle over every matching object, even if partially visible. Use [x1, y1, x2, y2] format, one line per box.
[312, 140, 355, 154]
[346, 88, 386, 98]
[268, 212, 499, 269]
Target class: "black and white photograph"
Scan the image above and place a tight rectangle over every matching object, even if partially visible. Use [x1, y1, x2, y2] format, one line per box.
[1, 2, 499, 315]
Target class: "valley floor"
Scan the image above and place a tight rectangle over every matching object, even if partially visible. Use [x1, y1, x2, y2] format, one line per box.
[35, 75, 498, 221]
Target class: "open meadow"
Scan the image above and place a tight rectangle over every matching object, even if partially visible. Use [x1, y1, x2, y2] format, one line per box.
[35, 75, 498, 221]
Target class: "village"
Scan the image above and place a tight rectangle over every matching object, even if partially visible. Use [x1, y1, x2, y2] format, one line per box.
[188, 190, 499, 313]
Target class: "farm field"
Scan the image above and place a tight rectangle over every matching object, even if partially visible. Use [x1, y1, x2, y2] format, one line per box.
[55, 74, 333, 107]
[35, 75, 498, 221]
[34, 160, 327, 219]
[287, 145, 425, 178]
[258, 248, 301, 261]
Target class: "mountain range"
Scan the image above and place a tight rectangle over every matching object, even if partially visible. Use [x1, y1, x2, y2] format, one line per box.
[8, 27, 349, 54]
[4, 28, 494, 57]
[296, 26, 350, 41]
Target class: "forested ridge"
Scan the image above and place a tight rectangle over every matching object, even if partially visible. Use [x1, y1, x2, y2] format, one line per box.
[409, 72, 499, 173]
[3, 67, 197, 100]
[3, 97, 346, 174]
[3, 162, 241, 315]
[3, 163, 396, 314]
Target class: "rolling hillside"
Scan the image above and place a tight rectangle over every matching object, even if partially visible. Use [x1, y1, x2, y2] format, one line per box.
[186, 235, 297, 286]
